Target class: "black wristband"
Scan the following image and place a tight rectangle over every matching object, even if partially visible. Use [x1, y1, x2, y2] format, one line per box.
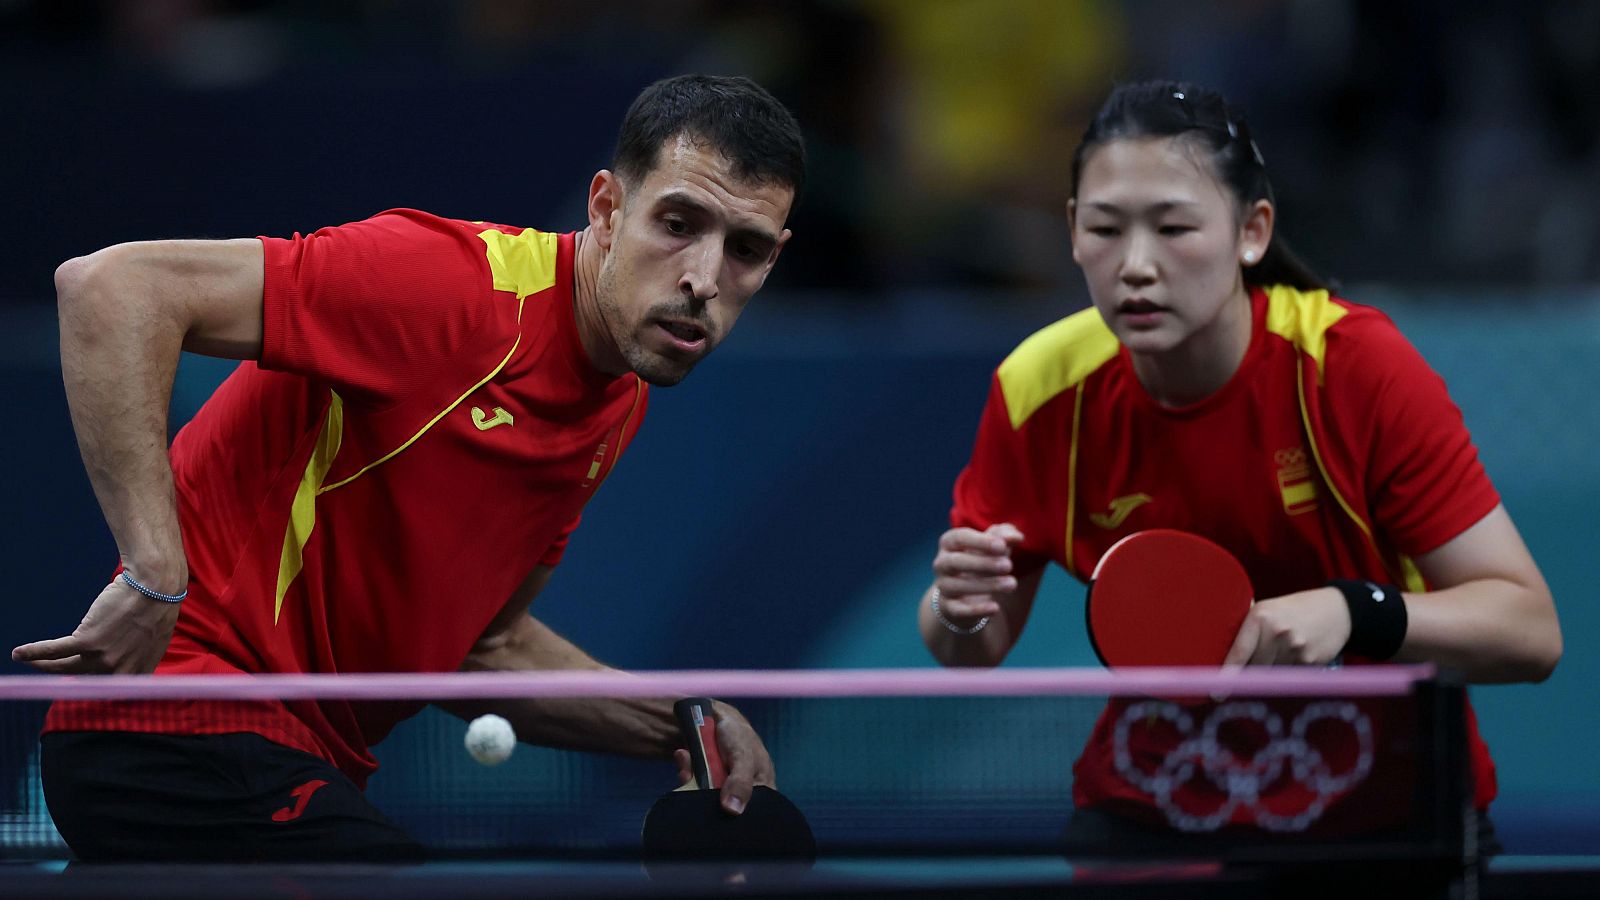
[1329, 579, 1408, 661]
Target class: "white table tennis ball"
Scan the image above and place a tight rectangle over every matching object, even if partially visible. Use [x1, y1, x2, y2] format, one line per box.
[464, 714, 516, 766]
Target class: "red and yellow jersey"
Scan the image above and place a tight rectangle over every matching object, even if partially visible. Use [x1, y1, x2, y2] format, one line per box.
[952, 285, 1501, 830]
[48, 210, 648, 787]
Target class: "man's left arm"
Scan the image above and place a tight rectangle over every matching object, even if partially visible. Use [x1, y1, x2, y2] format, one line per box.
[442, 565, 774, 813]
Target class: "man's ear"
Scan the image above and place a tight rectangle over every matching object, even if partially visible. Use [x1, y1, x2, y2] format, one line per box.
[755, 228, 794, 290]
[588, 170, 623, 250]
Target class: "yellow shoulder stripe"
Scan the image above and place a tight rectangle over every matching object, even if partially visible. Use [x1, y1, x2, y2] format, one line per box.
[477, 227, 559, 299]
[996, 308, 1119, 430]
[1263, 285, 1346, 383]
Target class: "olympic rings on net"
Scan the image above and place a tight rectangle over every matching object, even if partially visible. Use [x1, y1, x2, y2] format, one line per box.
[1112, 700, 1375, 833]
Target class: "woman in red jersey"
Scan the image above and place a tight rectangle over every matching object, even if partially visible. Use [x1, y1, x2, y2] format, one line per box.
[920, 81, 1560, 855]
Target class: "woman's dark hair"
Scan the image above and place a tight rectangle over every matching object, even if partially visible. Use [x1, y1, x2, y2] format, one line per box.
[1070, 80, 1328, 292]
[613, 74, 806, 202]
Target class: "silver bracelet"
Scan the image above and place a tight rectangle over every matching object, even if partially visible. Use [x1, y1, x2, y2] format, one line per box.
[930, 586, 989, 635]
[120, 571, 187, 603]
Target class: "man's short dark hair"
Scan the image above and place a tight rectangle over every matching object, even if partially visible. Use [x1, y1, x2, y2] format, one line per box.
[613, 74, 805, 201]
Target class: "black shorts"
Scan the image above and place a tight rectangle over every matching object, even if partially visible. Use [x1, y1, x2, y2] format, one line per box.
[41, 731, 424, 863]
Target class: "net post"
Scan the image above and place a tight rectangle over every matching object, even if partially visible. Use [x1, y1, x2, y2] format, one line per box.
[1412, 672, 1476, 893]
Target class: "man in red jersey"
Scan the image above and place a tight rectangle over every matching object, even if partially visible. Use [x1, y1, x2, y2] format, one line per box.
[13, 75, 803, 861]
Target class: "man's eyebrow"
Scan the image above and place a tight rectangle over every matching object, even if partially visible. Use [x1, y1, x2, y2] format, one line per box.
[656, 191, 779, 246]
[657, 190, 712, 217]
[729, 225, 779, 248]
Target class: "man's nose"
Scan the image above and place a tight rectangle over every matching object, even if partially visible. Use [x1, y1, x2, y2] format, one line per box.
[680, 239, 721, 301]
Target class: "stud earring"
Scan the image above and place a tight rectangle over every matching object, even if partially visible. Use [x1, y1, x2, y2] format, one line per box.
[1242, 251, 1256, 264]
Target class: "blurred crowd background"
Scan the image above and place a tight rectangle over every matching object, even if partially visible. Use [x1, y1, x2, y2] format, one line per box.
[3, 0, 1599, 854]
[3, 0, 1599, 303]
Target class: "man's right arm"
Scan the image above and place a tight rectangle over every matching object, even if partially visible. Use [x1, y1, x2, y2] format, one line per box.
[11, 239, 265, 673]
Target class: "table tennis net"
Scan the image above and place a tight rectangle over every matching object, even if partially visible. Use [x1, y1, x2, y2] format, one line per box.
[0, 667, 1469, 863]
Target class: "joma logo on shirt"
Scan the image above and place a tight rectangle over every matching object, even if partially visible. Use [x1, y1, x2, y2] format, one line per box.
[471, 406, 514, 431]
[1090, 493, 1152, 529]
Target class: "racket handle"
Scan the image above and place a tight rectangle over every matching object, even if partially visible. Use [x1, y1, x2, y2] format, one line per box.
[673, 697, 727, 790]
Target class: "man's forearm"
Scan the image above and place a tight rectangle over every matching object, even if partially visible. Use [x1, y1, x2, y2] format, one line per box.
[57, 250, 189, 591]
[446, 615, 679, 758]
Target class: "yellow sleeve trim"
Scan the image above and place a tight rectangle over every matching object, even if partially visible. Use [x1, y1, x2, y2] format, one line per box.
[1263, 285, 1347, 383]
[477, 227, 559, 299]
[996, 308, 1119, 430]
[1399, 555, 1426, 593]
[276, 391, 345, 624]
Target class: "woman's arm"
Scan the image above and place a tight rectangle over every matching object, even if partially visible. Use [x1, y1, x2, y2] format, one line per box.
[920, 524, 1045, 667]
[1397, 504, 1560, 682]
[1226, 505, 1560, 683]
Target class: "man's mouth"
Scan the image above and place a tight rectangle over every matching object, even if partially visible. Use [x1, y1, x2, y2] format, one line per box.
[654, 318, 709, 351]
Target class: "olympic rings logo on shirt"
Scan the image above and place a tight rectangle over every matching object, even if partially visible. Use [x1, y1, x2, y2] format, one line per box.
[1112, 699, 1375, 833]
[1273, 447, 1309, 467]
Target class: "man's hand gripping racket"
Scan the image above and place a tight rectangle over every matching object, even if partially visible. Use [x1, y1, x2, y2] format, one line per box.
[641, 698, 814, 868]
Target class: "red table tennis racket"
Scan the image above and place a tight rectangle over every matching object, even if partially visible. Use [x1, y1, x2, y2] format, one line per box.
[1086, 529, 1254, 668]
[640, 698, 815, 871]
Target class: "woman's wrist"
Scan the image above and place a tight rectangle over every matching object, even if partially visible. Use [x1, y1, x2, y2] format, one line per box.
[930, 586, 990, 635]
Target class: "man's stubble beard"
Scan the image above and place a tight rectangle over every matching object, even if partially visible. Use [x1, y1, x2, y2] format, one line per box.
[595, 261, 694, 388]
